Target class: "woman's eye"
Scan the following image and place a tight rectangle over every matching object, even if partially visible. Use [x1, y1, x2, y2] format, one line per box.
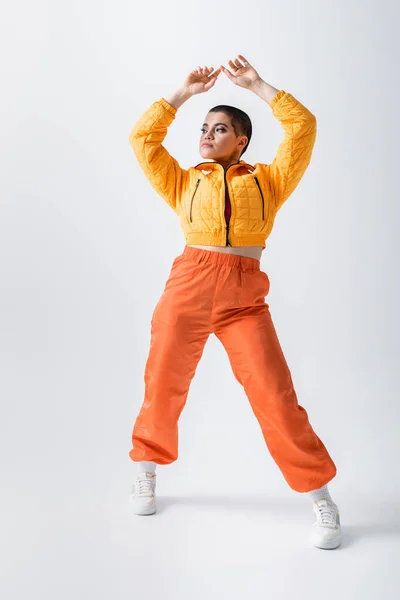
[200, 128, 225, 133]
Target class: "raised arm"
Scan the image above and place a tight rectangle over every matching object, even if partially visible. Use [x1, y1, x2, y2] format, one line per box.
[128, 67, 221, 215]
[220, 58, 317, 212]
[128, 95, 189, 214]
[253, 81, 317, 211]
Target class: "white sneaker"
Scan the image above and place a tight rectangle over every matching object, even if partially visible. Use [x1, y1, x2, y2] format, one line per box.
[130, 472, 157, 515]
[311, 498, 342, 549]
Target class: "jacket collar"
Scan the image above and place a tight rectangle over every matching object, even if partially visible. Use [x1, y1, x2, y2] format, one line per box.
[193, 159, 255, 174]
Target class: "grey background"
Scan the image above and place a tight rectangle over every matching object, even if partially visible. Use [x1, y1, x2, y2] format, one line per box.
[1, 0, 399, 597]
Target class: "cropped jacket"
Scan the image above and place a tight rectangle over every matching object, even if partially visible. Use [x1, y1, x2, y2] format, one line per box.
[128, 89, 317, 249]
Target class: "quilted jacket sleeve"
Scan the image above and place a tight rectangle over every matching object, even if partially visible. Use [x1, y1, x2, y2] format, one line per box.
[267, 90, 317, 211]
[128, 97, 189, 214]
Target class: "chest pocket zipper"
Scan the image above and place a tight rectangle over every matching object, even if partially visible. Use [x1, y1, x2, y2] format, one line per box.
[189, 179, 201, 222]
[253, 176, 265, 220]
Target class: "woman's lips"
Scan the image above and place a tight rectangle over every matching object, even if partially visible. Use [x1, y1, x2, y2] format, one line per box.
[202, 143, 213, 147]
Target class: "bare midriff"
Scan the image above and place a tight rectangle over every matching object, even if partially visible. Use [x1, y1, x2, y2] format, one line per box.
[187, 245, 264, 261]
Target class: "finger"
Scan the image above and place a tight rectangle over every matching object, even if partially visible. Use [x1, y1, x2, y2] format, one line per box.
[228, 60, 238, 70]
[222, 65, 234, 75]
[221, 66, 235, 80]
[238, 54, 249, 65]
[206, 73, 219, 86]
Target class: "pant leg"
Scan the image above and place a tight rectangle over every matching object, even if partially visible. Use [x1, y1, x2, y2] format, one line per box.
[213, 274, 337, 492]
[129, 253, 212, 465]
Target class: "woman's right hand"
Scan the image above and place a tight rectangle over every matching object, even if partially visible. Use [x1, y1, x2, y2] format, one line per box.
[182, 66, 221, 96]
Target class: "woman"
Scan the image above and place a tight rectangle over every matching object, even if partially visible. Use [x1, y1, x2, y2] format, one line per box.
[128, 55, 341, 550]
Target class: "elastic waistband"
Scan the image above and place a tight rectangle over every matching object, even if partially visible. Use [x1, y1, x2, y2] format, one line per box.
[182, 245, 260, 271]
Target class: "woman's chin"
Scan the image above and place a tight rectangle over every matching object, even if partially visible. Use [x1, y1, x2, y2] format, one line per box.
[200, 151, 215, 160]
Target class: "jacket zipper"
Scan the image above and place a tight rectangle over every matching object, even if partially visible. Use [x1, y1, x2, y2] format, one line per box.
[189, 179, 201, 222]
[224, 170, 232, 246]
[190, 162, 251, 245]
[253, 176, 265, 220]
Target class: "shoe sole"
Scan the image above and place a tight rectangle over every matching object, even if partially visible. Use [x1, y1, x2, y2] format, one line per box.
[130, 496, 157, 515]
[312, 531, 342, 549]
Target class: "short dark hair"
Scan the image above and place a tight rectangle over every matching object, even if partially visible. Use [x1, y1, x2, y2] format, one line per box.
[208, 104, 252, 158]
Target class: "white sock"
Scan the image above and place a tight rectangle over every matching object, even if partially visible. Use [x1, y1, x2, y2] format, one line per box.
[308, 484, 333, 504]
[136, 461, 157, 475]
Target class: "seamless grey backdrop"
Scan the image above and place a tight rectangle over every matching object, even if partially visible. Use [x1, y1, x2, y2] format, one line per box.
[0, 0, 399, 597]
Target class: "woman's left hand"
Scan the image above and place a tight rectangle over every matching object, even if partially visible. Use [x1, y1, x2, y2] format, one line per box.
[220, 55, 262, 90]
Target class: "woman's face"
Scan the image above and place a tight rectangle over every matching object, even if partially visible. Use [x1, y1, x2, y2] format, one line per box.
[199, 111, 247, 163]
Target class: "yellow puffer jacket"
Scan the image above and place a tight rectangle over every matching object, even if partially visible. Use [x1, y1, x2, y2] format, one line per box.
[129, 90, 317, 249]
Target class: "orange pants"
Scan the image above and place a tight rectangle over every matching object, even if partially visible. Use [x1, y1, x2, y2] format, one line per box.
[129, 246, 337, 492]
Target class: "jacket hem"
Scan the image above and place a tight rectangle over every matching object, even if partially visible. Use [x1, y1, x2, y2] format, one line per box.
[185, 231, 267, 248]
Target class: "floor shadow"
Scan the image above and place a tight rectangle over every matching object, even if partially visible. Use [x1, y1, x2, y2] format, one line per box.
[339, 523, 400, 548]
[151, 495, 400, 548]
[156, 494, 305, 515]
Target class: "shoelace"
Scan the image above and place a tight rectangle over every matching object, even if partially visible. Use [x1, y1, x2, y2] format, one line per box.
[314, 503, 337, 527]
[135, 475, 155, 497]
